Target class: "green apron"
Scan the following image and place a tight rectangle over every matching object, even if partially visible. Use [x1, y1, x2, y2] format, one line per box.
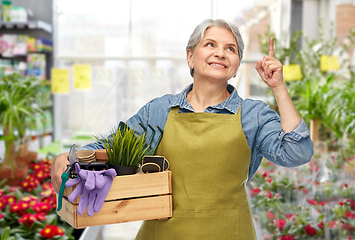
[136, 107, 256, 240]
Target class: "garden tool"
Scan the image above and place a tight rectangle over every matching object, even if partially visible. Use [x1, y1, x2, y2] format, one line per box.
[57, 144, 79, 211]
[138, 123, 164, 155]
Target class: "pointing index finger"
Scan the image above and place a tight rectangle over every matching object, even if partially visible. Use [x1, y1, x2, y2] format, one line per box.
[268, 37, 274, 58]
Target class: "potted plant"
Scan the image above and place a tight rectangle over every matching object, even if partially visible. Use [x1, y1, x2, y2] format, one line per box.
[0, 73, 46, 183]
[95, 123, 153, 175]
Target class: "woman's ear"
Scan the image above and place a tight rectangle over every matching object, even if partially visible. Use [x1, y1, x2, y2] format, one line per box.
[187, 49, 194, 69]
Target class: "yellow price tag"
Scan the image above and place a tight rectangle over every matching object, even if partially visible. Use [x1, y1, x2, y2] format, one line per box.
[283, 64, 302, 82]
[73, 65, 92, 90]
[51, 68, 69, 94]
[320, 55, 340, 72]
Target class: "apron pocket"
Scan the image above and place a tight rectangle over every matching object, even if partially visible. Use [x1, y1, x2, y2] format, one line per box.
[154, 209, 240, 240]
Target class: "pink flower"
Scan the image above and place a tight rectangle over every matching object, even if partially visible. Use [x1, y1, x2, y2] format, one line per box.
[267, 211, 275, 221]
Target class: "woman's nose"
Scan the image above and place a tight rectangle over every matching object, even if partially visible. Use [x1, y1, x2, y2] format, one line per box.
[214, 47, 225, 58]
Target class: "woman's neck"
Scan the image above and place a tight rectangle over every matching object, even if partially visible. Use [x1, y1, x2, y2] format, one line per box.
[186, 81, 230, 112]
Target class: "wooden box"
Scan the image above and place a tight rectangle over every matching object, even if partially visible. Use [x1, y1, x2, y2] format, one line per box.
[57, 170, 172, 229]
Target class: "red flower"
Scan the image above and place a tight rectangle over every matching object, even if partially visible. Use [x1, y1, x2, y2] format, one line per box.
[318, 201, 325, 206]
[10, 202, 28, 215]
[279, 236, 295, 240]
[266, 177, 272, 183]
[351, 201, 355, 211]
[267, 211, 275, 221]
[342, 223, 355, 231]
[3, 195, 16, 205]
[250, 188, 261, 197]
[33, 202, 51, 214]
[318, 222, 324, 229]
[339, 201, 344, 206]
[262, 171, 269, 177]
[307, 200, 317, 205]
[0, 214, 3, 219]
[329, 221, 337, 229]
[284, 213, 293, 219]
[20, 196, 38, 206]
[345, 211, 355, 219]
[18, 213, 35, 228]
[275, 219, 286, 231]
[267, 190, 272, 198]
[42, 182, 54, 191]
[39, 225, 64, 239]
[33, 213, 46, 221]
[304, 224, 317, 235]
[345, 183, 349, 188]
[41, 196, 56, 209]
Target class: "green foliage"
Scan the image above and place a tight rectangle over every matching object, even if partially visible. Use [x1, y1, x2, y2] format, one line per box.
[0, 74, 45, 138]
[95, 125, 153, 168]
[0, 73, 47, 165]
[258, 21, 355, 152]
[258, 25, 302, 65]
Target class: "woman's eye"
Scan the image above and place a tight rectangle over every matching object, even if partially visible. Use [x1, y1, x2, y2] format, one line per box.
[207, 43, 214, 47]
[227, 47, 235, 52]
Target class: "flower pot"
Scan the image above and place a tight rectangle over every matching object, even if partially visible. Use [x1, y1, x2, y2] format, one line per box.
[15, 151, 38, 167]
[0, 165, 28, 186]
[107, 163, 138, 176]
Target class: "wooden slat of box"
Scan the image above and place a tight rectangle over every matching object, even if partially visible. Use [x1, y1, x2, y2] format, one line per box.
[59, 195, 172, 229]
[63, 170, 172, 204]
[57, 170, 172, 228]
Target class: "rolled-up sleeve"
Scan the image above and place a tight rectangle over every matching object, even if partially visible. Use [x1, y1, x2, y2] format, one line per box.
[256, 104, 314, 167]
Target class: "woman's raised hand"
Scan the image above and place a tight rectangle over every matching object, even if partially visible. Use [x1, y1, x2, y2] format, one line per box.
[255, 37, 284, 89]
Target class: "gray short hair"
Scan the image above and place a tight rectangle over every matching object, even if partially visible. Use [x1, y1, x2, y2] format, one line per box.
[186, 19, 244, 77]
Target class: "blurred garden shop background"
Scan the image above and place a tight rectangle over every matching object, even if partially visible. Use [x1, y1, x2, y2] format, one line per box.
[1, 0, 355, 239]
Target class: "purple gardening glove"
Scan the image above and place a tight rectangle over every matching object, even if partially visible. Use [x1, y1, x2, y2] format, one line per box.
[79, 168, 116, 217]
[65, 163, 117, 217]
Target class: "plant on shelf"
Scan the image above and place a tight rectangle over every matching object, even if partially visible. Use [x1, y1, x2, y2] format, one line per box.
[258, 21, 355, 151]
[95, 122, 153, 175]
[0, 74, 46, 174]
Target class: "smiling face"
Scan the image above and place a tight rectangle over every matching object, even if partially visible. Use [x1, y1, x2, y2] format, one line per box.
[187, 26, 240, 83]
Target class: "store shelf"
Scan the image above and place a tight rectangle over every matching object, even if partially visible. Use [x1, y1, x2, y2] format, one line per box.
[0, 20, 52, 33]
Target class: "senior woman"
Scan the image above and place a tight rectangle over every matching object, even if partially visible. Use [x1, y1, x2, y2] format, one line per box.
[51, 19, 313, 239]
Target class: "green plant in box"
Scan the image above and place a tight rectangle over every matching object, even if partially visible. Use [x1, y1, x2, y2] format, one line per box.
[95, 123, 153, 169]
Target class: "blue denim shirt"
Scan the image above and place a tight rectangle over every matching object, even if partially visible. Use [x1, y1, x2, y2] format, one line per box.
[82, 84, 314, 181]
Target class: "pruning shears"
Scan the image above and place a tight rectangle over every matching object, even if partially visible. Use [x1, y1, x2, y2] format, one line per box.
[57, 144, 78, 211]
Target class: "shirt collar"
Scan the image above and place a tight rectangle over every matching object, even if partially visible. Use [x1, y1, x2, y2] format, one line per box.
[169, 83, 242, 114]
